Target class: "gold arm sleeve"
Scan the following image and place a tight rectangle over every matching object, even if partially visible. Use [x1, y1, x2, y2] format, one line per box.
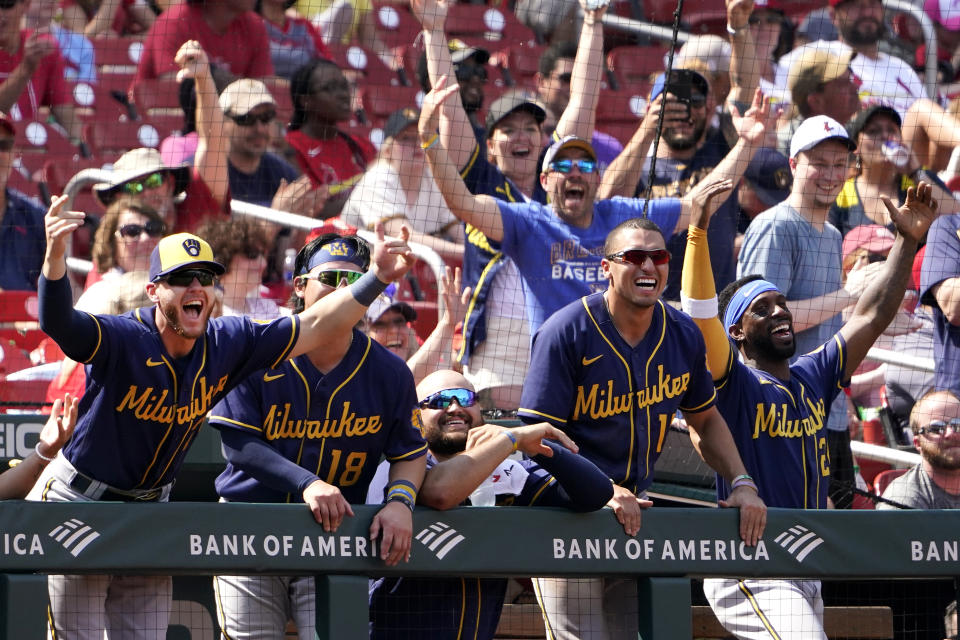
[681, 225, 734, 382]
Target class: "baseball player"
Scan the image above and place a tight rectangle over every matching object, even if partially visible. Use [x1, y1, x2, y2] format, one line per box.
[28, 194, 415, 640]
[367, 369, 614, 639]
[208, 234, 428, 639]
[518, 216, 767, 640]
[681, 173, 936, 638]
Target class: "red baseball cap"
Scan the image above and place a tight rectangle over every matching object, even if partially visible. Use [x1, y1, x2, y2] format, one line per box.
[753, 0, 785, 11]
[841, 224, 896, 262]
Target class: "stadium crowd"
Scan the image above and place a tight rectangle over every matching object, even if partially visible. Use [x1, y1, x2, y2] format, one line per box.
[2, 0, 960, 635]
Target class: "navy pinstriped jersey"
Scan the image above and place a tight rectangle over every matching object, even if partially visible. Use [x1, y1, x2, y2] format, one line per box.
[714, 335, 848, 509]
[59, 307, 301, 490]
[209, 330, 427, 504]
[518, 292, 716, 493]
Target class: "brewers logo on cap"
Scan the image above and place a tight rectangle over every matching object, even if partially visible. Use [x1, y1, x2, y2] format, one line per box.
[149, 232, 226, 282]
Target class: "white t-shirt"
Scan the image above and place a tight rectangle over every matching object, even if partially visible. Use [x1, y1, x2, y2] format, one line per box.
[776, 40, 927, 119]
[342, 159, 458, 236]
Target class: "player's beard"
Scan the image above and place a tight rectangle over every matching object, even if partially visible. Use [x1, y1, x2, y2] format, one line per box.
[160, 299, 212, 340]
[662, 117, 707, 152]
[425, 414, 474, 457]
[751, 330, 796, 361]
[840, 18, 884, 46]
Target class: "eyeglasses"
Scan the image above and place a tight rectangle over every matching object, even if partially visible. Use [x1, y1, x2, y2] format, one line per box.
[298, 269, 364, 287]
[916, 418, 960, 437]
[228, 110, 276, 127]
[0, 138, 14, 151]
[454, 64, 488, 82]
[419, 387, 477, 410]
[553, 72, 572, 84]
[606, 248, 672, 266]
[160, 269, 217, 287]
[548, 159, 597, 174]
[116, 221, 165, 239]
[121, 172, 166, 195]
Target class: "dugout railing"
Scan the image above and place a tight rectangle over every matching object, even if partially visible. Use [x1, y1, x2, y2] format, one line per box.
[1, 503, 959, 638]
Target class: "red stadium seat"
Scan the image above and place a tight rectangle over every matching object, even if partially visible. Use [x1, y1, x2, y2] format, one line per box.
[497, 44, 547, 89]
[262, 77, 295, 125]
[12, 121, 82, 176]
[132, 77, 183, 117]
[370, 1, 422, 50]
[0, 290, 39, 323]
[873, 468, 909, 497]
[596, 88, 648, 124]
[444, 4, 537, 48]
[90, 35, 144, 71]
[82, 121, 163, 161]
[325, 43, 403, 88]
[606, 45, 669, 88]
[69, 81, 135, 123]
[359, 85, 421, 127]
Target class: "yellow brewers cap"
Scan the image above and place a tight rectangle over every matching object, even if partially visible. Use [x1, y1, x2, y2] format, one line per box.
[149, 233, 226, 282]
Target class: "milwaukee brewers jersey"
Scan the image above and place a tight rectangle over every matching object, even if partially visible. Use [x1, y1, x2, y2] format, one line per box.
[714, 335, 848, 509]
[519, 292, 716, 493]
[57, 304, 300, 491]
[210, 330, 427, 504]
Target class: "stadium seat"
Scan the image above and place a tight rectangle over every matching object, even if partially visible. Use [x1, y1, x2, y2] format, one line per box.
[262, 77, 295, 125]
[82, 121, 163, 161]
[444, 4, 537, 48]
[496, 44, 547, 89]
[359, 85, 421, 127]
[69, 81, 136, 123]
[370, 1, 422, 50]
[325, 43, 404, 88]
[90, 35, 144, 72]
[873, 468, 909, 497]
[606, 45, 669, 88]
[12, 121, 83, 176]
[0, 290, 39, 323]
[132, 77, 183, 117]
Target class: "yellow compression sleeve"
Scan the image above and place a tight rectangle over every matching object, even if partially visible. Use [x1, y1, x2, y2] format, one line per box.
[681, 225, 733, 381]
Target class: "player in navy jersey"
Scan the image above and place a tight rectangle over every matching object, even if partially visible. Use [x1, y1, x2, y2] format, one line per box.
[28, 194, 415, 640]
[681, 177, 937, 639]
[367, 369, 613, 639]
[518, 215, 766, 640]
[208, 233, 428, 638]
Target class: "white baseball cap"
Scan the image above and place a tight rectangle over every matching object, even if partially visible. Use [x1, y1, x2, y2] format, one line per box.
[789, 115, 856, 159]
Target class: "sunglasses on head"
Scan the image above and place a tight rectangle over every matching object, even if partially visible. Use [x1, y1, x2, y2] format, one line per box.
[117, 220, 165, 239]
[916, 417, 960, 437]
[548, 159, 597, 174]
[419, 387, 477, 410]
[122, 172, 166, 195]
[161, 269, 216, 287]
[229, 110, 276, 127]
[454, 64, 488, 82]
[606, 248, 672, 266]
[298, 269, 364, 288]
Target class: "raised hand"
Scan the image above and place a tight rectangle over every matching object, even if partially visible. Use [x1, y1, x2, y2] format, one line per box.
[43, 194, 85, 272]
[882, 180, 938, 243]
[418, 75, 460, 144]
[37, 394, 79, 460]
[438, 266, 471, 329]
[578, 0, 609, 24]
[732, 88, 776, 147]
[174, 40, 210, 83]
[726, 0, 754, 31]
[687, 178, 733, 230]
[370, 222, 417, 284]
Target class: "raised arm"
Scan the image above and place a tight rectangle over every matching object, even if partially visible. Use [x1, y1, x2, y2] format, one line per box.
[839, 182, 937, 380]
[599, 93, 678, 199]
[290, 224, 416, 358]
[419, 78, 505, 242]
[412, 0, 475, 169]
[680, 179, 737, 381]
[418, 422, 579, 510]
[725, 0, 763, 111]
[0, 395, 78, 500]
[176, 41, 230, 206]
[407, 266, 471, 383]
[553, 0, 607, 140]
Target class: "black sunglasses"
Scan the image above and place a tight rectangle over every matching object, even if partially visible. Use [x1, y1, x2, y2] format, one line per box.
[161, 269, 217, 287]
[606, 248, 672, 266]
[117, 221, 165, 239]
[916, 418, 960, 437]
[229, 110, 276, 127]
[455, 64, 488, 82]
[419, 387, 477, 410]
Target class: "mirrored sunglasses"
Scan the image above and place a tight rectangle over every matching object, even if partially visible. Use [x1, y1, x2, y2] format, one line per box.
[299, 269, 364, 288]
[549, 159, 597, 174]
[916, 418, 960, 437]
[121, 172, 166, 195]
[418, 387, 477, 410]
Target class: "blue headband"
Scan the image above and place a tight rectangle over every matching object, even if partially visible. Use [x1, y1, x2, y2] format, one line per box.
[723, 280, 781, 329]
[303, 238, 366, 274]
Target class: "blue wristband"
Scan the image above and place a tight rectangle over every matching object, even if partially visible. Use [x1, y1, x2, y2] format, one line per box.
[350, 270, 389, 306]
